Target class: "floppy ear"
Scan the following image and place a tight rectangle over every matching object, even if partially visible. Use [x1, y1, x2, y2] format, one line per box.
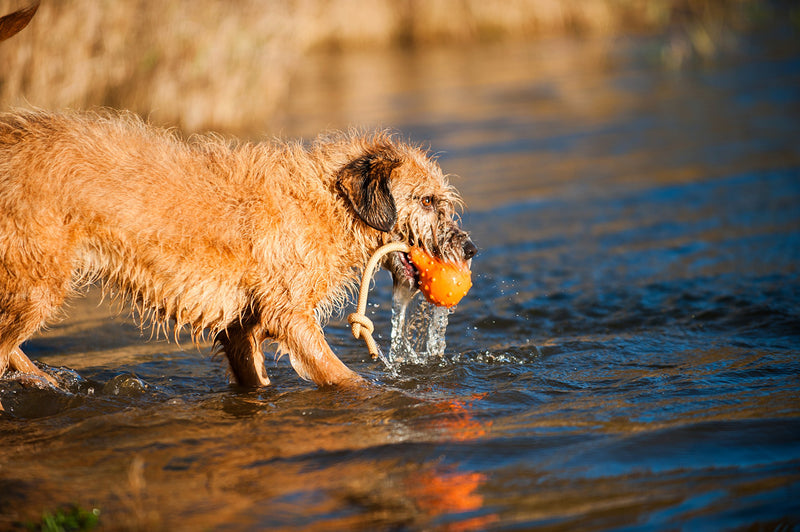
[336, 150, 399, 232]
[0, 1, 40, 42]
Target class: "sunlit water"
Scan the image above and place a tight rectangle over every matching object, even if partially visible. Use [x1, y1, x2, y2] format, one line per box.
[386, 290, 450, 369]
[2, 32, 800, 530]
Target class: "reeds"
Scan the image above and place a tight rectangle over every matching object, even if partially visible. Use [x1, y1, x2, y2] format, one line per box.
[0, 0, 769, 134]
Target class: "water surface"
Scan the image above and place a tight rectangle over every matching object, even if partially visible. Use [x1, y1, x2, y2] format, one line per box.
[2, 34, 799, 530]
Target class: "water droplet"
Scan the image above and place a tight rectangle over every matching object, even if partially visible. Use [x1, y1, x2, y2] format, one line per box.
[384, 290, 449, 369]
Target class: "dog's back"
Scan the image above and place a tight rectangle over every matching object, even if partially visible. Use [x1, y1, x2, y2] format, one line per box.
[0, 111, 256, 349]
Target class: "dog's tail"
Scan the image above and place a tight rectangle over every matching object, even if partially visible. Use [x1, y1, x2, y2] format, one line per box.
[0, 1, 39, 42]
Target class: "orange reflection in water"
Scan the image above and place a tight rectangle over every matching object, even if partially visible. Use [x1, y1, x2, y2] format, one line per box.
[406, 468, 498, 532]
[403, 394, 498, 531]
[433, 393, 493, 441]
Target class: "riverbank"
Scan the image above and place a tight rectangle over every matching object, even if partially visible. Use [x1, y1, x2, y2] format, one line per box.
[0, 0, 786, 134]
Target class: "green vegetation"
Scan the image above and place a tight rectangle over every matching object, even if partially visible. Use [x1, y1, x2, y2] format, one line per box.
[25, 505, 100, 532]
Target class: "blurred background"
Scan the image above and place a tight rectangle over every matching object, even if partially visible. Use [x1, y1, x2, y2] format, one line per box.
[0, 0, 791, 134]
[2, 0, 796, 209]
[2, 1, 800, 530]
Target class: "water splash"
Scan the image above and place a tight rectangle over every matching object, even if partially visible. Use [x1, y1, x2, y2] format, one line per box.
[381, 288, 451, 369]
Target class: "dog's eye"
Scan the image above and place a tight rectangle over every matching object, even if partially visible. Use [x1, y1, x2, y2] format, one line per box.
[420, 196, 434, 209]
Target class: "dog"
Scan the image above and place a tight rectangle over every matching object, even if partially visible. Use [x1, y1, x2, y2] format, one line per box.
[0, 1, 38, 43]
[0, 108, 477, 394]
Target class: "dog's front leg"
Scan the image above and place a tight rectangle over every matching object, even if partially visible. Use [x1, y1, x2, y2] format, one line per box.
[7, 346, 58, 386]
[216, 317, 270, 387]
[283, 315, 363, 387]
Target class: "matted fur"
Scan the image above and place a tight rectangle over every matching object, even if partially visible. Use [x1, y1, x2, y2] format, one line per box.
[0, 109, 475, 391]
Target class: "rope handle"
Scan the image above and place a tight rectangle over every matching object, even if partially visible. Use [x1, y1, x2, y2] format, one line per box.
[347, 242, 411, 359]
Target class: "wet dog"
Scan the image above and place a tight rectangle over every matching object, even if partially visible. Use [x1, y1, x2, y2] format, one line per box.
[0, 109, 476, 391]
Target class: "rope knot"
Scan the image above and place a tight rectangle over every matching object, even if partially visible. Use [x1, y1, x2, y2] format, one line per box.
[348, 242, 411, 359]
[348, 312, 376, 358]
[347, 311, 374, 337]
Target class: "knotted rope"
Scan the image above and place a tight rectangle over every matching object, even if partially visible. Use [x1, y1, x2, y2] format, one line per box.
[348, 242, 411, 358]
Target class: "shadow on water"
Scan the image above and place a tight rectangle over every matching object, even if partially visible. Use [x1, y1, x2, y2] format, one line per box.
[3, 32, 800, 530]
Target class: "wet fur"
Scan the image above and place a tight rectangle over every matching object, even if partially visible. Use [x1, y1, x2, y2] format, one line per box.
[0, 109, 475, 390]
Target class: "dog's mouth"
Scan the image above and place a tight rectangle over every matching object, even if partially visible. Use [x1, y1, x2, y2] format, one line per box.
[388, 250, 419, 291]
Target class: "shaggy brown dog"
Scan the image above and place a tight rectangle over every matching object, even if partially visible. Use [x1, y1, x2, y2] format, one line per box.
[0, 109, 476, 391]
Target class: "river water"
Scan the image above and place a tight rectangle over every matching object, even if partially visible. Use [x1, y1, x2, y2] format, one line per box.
[2, 33, 799, 530]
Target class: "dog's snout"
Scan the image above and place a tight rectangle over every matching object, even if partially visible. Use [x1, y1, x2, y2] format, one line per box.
[463, 239, 477, 260]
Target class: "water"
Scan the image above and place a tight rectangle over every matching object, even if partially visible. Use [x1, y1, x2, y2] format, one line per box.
[386, 290, 451, 368]
[2, 33, 800, 530]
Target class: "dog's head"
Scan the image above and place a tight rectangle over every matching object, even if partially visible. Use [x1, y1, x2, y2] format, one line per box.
[336, 138, 476, 293]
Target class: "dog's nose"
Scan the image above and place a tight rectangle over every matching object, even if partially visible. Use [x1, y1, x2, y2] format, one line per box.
[463, 239, 477, 260]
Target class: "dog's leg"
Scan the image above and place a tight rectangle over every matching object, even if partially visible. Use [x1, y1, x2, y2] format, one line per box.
[283, 315, 363, 387]
[0, 247, 72, 383]
[216, 317, 271, 387]
[7, 346, 58, 386]
[0, 346, 54, 413]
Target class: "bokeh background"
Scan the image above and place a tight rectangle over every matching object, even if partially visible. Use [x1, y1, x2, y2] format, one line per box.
[1, 0, 782, 135]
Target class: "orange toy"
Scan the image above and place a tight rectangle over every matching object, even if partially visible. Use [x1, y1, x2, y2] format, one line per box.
[408, 247, 472, 307]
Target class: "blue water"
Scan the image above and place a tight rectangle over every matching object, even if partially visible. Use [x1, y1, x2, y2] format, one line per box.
[2, 33, 799, 530]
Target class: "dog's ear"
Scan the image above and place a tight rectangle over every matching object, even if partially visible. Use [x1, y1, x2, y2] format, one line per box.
[0, 1, 39, 42]
[336, 151, 399, 232]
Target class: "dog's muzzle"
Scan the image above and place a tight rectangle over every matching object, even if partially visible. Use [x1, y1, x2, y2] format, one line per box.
[386, 235, 476, 292]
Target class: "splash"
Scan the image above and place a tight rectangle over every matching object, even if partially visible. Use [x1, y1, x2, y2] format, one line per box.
[381, 288, 451, 368]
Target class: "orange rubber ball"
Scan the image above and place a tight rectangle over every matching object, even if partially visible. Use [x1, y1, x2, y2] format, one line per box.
[408, 246, 472, 307]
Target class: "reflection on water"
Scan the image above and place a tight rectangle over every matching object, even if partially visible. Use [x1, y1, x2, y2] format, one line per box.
[2, 33, 800, 530]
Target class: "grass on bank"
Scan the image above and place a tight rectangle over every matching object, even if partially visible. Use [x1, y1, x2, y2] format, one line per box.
[0, 0, 786, 134]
